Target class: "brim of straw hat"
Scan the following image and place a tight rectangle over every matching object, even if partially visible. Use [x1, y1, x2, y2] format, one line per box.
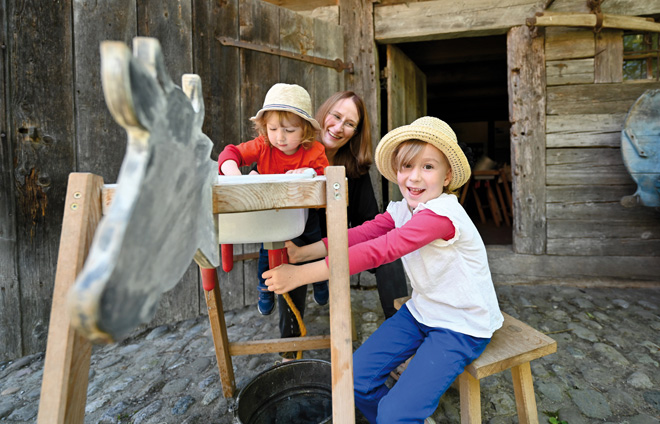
[375, 117, 471, 192]
[250, 105, 321, 131]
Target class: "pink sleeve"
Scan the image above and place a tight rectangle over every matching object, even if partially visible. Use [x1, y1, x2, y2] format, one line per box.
[322, 212, 394, 249]
[324, 209, 455, 275]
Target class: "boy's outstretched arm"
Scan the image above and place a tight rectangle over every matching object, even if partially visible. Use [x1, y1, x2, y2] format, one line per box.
[263, 260, 329, 294]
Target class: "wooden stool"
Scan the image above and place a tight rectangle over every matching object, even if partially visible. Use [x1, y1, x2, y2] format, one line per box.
[459, 170, 505, 227]
[393, 297, 556, 424]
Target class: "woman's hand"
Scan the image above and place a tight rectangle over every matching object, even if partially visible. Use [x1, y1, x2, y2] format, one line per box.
[285, 240, 328, 264]
[284, 241, 303, 263]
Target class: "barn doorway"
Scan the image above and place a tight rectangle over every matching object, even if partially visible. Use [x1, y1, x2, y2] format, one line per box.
[380, 35, 512, 245]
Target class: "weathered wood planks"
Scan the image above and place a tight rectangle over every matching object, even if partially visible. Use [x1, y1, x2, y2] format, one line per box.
[8, 0, 76, 359]
[374, 0, 546, 43]
[547, 82, 660, 115]
[507, 26, 546, 255]
[0, 0, 21, 361]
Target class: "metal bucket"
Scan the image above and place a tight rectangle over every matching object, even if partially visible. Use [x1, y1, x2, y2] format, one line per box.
[235, 359, 332, 424]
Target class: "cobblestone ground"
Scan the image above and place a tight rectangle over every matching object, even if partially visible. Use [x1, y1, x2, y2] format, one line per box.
[1, 274, 659, 423]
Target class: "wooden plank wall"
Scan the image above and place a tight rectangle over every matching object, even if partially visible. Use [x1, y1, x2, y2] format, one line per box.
[544, 27, 660, 257]
[0, 0, 345, 361]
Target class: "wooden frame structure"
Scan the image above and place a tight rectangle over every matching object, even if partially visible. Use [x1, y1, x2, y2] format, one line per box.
[38, 166, 355, 423]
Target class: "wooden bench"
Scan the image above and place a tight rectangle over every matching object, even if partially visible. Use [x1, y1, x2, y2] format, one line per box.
[393, 297, 556, 424]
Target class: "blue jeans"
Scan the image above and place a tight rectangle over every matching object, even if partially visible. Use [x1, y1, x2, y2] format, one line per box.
[353, 304, 490, 423]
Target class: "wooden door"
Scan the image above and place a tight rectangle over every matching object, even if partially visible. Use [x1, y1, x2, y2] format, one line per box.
[385, 44, 427, 202]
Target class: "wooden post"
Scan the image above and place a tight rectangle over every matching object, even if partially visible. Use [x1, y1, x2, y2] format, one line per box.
[201, 267, 236, 398]
[325, 166, 355, 423]
[507, 25, 547, 254]
[37, 173, 104, 424]
[511, 362, 539, 424]
[458, 371, 481, 424]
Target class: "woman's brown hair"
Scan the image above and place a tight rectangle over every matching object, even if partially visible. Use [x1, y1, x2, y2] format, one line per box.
[315, 91, 372, 178]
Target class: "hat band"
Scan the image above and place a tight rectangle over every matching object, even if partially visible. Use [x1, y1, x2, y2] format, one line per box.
[262, 103, 313, 119]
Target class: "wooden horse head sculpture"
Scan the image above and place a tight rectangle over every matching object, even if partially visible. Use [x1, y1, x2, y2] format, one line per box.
[68, 37, 219, 343]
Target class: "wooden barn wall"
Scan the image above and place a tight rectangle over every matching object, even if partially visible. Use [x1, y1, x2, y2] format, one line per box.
[544, 27, 660, 257]
[0, 0, 345, 361]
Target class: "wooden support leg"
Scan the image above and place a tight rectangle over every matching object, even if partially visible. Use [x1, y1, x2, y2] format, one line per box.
[458, 371, 481, 424]
[38, 173, 104, 424]
[472, 185, 487, 224]
[494, 181, 510, 226]
[201, 267, 236, 398]
[325, 167, 355, 424]
[511, 362, 539, 424]
[485, 182, 502, 227]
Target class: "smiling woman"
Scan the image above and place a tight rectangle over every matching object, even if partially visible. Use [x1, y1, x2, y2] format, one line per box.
[314, 91, 409, 318]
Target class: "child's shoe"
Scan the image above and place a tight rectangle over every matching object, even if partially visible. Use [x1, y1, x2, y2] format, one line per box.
[258, 285, 275, 315]
[312, 281, 329, 306]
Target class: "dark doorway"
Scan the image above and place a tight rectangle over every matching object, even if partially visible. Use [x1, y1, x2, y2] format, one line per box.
[380, 35, 512, 245]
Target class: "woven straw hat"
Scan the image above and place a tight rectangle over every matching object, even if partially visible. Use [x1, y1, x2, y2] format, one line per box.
[375, 116, 471, 192]
[250, 83, 321, 130]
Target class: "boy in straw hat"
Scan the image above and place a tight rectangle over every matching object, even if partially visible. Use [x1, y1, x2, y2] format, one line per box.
[264, 116, 503, 422]
[218, 83, 330, 333]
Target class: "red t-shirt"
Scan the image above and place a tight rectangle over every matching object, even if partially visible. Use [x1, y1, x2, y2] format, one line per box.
[218, 135, 328, 175]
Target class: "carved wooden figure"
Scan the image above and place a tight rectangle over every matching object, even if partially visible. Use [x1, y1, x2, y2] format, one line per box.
[67, 37, 219, 344]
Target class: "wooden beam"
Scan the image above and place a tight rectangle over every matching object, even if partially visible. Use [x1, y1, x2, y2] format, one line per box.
[547, 82, 660, 115]
[507, 26, 547, 255]
[375, 0, 546, 43]
[102, 177, 328, 215]
[486, 245, 660, 283]
[38, 173, 104, 424]
[338, 0, 383, 209]
[532, 12, 660, 33]
[228, 335, 331, 355]
[260, 0, 336, 12]
[325, 166, 354, 424]
[595, 30, 623, 84]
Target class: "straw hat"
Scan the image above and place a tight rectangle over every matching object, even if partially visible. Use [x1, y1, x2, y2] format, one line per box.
[250, 83, 321, 130]
[375, 116, 471, 192]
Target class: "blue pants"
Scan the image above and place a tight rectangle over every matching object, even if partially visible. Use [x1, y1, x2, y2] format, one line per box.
[353, 304, 490, 423]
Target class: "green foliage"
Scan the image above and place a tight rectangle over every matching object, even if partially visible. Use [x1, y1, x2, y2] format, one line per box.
[623, 32, 659, 81]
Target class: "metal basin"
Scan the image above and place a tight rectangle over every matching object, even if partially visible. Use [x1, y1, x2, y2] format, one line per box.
[235, 359, 332, 424]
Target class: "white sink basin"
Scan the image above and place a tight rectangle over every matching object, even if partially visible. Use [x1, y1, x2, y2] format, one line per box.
[216, 171, 314, 244]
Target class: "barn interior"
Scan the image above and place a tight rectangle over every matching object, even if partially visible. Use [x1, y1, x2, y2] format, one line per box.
[380, 35, 513, 244]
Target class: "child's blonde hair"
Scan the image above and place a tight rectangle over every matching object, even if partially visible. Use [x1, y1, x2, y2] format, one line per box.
[253, 110, 316, 150]
[392, 139, 455, 194]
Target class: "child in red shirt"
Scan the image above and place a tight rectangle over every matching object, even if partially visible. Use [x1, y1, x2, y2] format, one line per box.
[218, 83, 328, 177]
[217, 83, 329, 359]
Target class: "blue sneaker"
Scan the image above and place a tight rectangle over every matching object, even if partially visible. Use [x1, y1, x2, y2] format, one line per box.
[312, 281, 329, 306]
[258, 285, 275, 315]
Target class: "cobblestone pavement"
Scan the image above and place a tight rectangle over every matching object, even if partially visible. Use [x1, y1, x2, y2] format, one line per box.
[1, 273, 659, 423]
